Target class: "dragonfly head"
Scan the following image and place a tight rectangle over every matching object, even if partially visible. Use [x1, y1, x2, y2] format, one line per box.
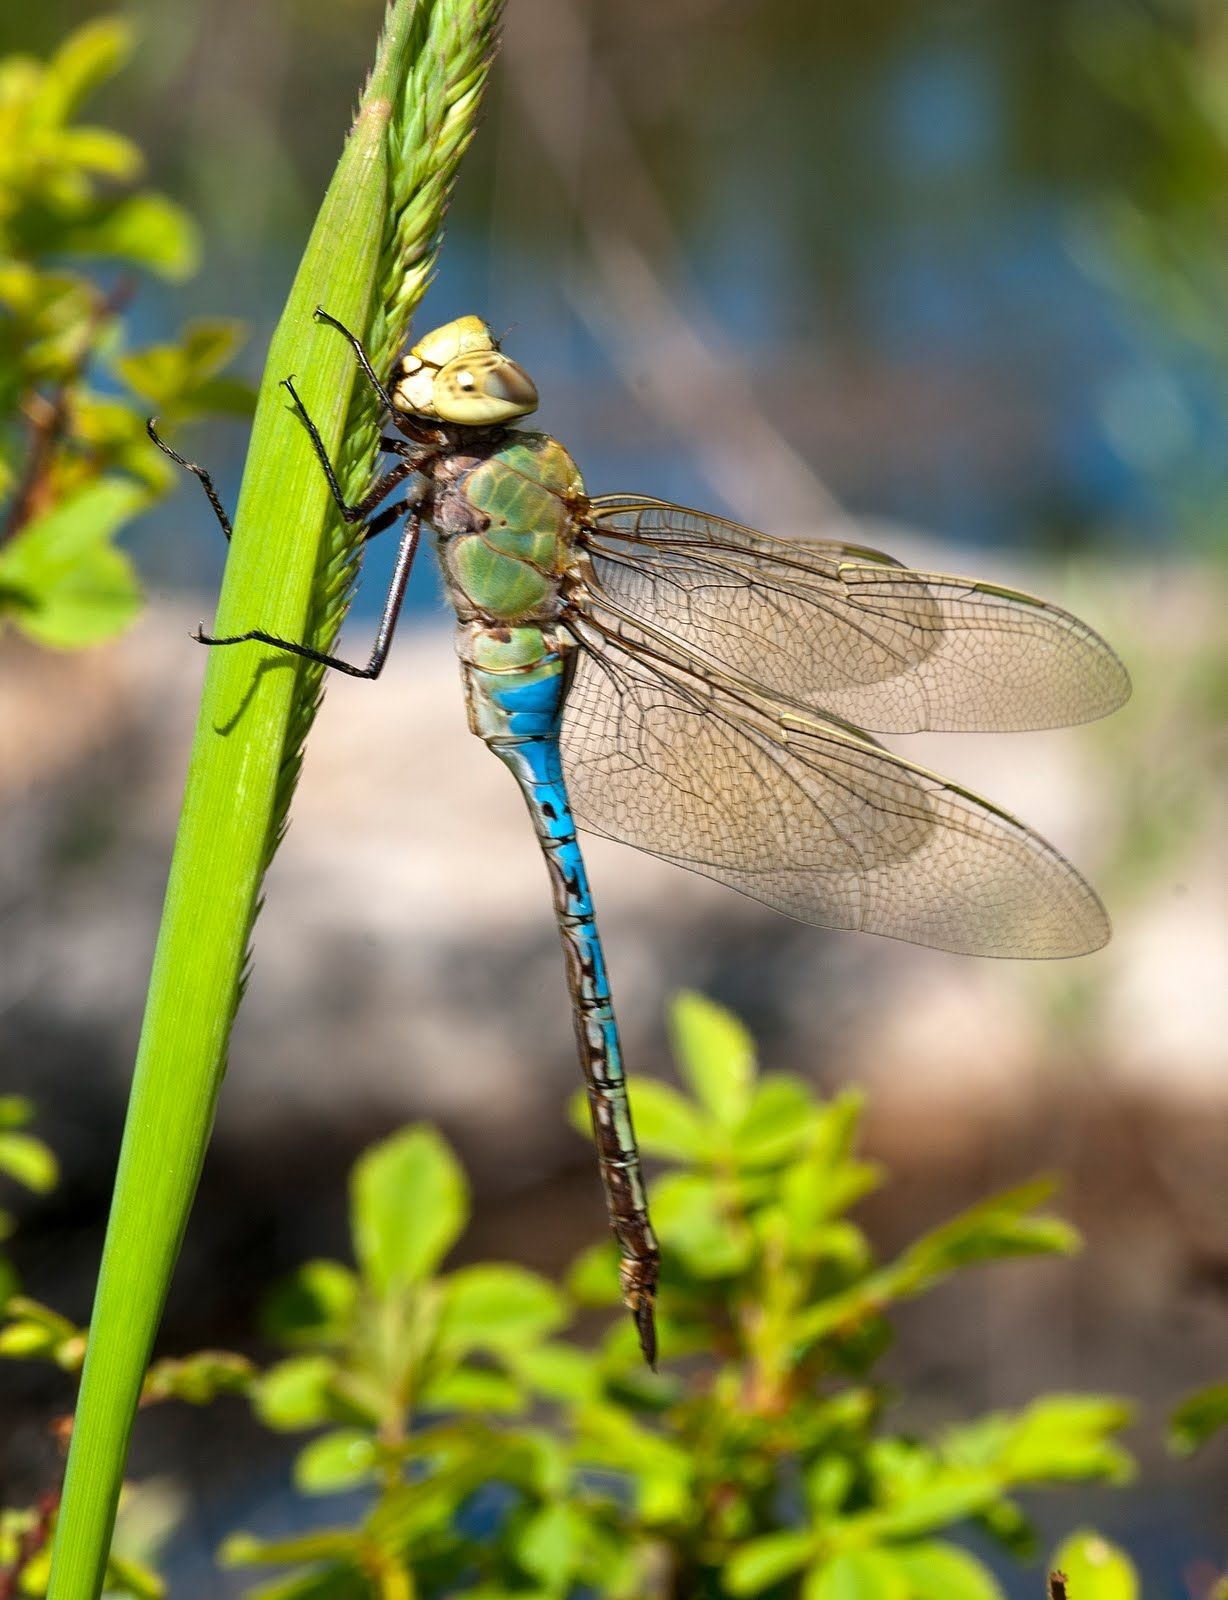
[392, 316, 538, 426]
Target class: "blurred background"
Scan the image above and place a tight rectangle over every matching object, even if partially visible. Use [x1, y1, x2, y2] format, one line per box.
[2, 0, 1227, 1592]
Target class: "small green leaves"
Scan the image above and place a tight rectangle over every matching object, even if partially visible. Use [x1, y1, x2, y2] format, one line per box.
[895, 1180, 1080, 1286]
[669, 989, 756, 1125]
[806, 1549, 909, 1600]
[141, 1350, 255, 1406]
[252, 1356, 339, 1432]
[0, 18, 196, 277]
[35, 18, 134, 122]
[887, 1541, 1005, 1600]
[261, 1260, 359, 1348]
[991, 1397, 1135, 1484]
[1169, 1379, 1228, 1456]
[294, 1429, 378, 1494]
[350, 1124, 468, 1294]
[727, 1530, 817, 1593]
[42, 991, 1148, 1600]
[0, 1294, 86, 1369]
[0, 1099, 59, 1193]
[0, 477, 144, 647]
[1049, 1531, 1139, 1600]
[0, 15, 249, 666]
[515, 1499, 589, 1591]
[436, 1264, 566, 1354]
[115, 318, 250, 417]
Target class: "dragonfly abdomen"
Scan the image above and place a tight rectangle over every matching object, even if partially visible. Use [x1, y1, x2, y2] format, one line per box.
[462, 624, 660, 1363]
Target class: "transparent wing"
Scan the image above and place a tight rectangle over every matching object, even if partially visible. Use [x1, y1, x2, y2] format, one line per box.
[585, 495, 1130, 734]
[560, 633, 1109, 958]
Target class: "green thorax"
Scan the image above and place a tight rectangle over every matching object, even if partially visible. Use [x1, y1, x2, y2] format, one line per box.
[434, 430, 585, 625]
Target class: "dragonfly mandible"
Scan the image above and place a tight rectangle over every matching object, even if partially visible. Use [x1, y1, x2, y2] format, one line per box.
[151, 310, 1130, 1365]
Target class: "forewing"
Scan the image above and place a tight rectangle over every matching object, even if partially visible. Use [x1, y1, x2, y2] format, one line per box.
[560, 639, 1109, 958]
[586, 496, 1129, 734]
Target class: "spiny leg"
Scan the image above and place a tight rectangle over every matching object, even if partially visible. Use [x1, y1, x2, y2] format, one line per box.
[313, 306, 397, 413]
[198, 512, 421, 680]
[147, 418, 233, 539]
[150, 411, 418, 549]
[281, 375, 425, 525]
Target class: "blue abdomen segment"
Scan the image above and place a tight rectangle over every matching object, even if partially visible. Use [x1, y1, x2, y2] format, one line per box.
[468, 641, 659, 1362]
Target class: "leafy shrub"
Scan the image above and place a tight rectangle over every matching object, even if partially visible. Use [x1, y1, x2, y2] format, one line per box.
[0, 18, 251, 651]
[218, 993, 1135, 1600]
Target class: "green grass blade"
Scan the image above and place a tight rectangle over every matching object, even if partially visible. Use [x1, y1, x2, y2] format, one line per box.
[48, 2, 505, 1594]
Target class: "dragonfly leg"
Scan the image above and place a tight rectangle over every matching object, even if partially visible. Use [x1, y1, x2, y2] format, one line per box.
[280, 375, 427, 525]
[198, 512, 421, 679]
[313, 306, 397, 413]
[149, 416, 415, 547]
[147, 419, 233, 540]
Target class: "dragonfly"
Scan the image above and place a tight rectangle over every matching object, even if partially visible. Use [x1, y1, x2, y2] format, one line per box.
[151, 310, 1130, 1365]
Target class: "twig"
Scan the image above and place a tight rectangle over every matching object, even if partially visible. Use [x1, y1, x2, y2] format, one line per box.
[1, 275, 136, 546]
[0, 1492, 60, 1600]
[1049, 1571, 1068, 1600]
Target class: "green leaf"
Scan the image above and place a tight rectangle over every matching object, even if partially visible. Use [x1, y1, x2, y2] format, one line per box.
[350, 1124, 467, 1294]
[780, 1153, 880, 1246]
[58, 126, 143, 182]
[0, 477, 145, 648]
[868, 1471, 1002, 1538]
[974, 1498, 1035, 1560]
[650, 1172, 752, 1276]
[1169, 1379, 1228, 1456]
[293, 1429, 377, 1494]
[897, 1180, 1080, 1291]
[733, 1077, 819, 1166]
[219, 1529, 365, 1570]
[0, 1318, 60, 1359]
[1049, 1530, 1139, 1600]
[44, 18, 134, 121]
[436, 1264, 565, 1353]
[669, 991, 756, 1126]
[0, 1132, 59, 1193]
[252, 1356, 338, 1431]
[261, 1260, 358, 1346]
[997, 1396, 1135, 1484]
[59, 193, 201, 279]
[0, 1295, 84, 1367]
[141, 1349, 254, 1405]
[805, 1457, 854, 1513]
[179, 317, 248, 379]
[509, 1341, 599, 1403]
[726, 1531, 817, 1594]
[566, 1241, 622, 1306]
[625, 1079, 708, 1160]
[116, 318, 247, 407]
[887, 1543, 1005, 1600]
[516, 1501, 585, 1589]
[420, 1365, 523, 1413]
[102, 1548, 165, 1600]
[0, 1099, 35, 1131]
[805, 1549, 909, 1600]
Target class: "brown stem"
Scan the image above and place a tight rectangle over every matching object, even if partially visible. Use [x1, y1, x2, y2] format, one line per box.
[1049, 1571, 1068, 1600]
[0, 1491, 60, 1600]
[1, 274, 137, 547]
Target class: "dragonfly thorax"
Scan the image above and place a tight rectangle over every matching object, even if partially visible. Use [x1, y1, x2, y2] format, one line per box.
[391, 315, 538, 426]
[429, 428, 586, 630]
